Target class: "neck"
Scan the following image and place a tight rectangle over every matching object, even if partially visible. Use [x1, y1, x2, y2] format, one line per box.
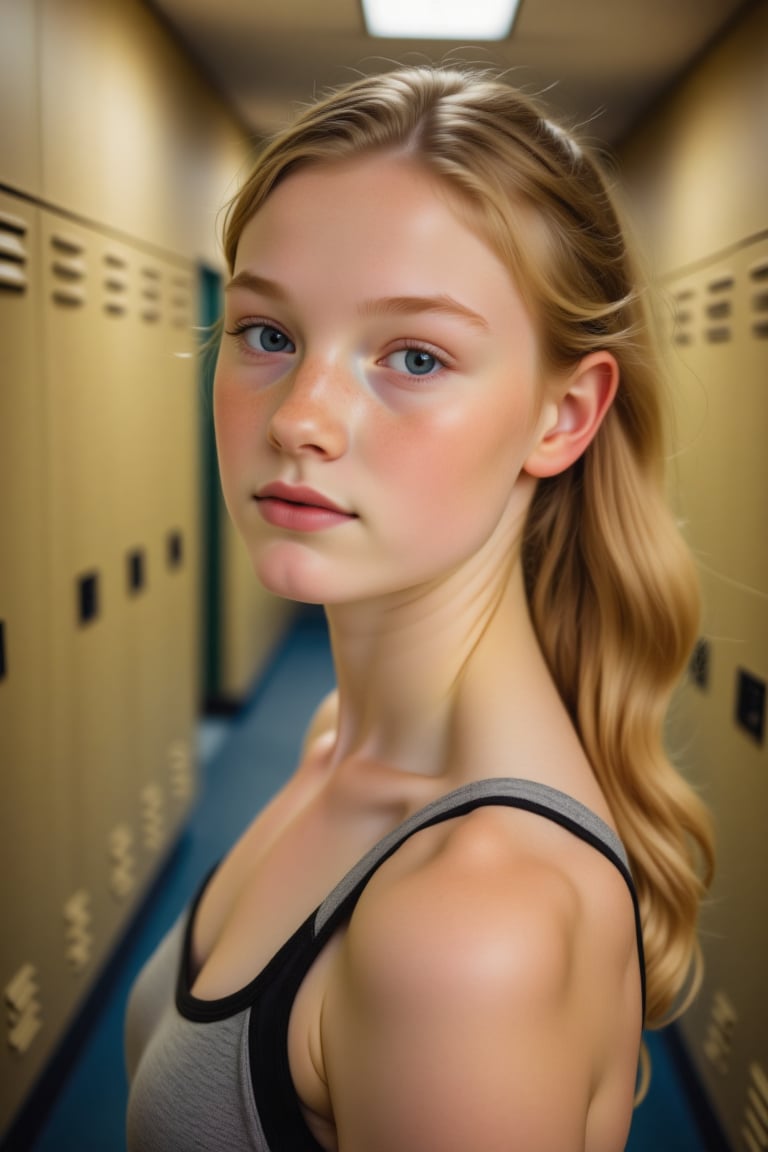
[323, 537, 546, 782]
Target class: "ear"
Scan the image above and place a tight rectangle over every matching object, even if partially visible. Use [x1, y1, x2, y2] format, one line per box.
[524, 351, 619, 479]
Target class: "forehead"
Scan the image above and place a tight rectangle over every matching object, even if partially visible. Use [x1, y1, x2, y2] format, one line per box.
[233, 154, 521, 307]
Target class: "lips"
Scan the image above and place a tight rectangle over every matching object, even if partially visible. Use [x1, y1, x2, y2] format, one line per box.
[255, 481, 353, 514]
[254, 481, 357, 532]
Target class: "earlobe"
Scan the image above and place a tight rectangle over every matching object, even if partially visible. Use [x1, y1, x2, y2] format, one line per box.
[524, 352, 619, 479]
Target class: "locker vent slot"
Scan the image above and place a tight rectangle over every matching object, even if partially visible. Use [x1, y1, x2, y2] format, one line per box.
[671, 288, 695, 347]
[703, 988, 736, 1075]
[167, 530, 184, 569]
[0, 210, 27, 235]
[705, 326, 731, 344]
[0, 618, 6, 680]
[0, 211, 29, 293]
[4, 962, 42, 1055]
[63, 890, 93, 973]
[50, 232, 84, 255]
[749, 258, 768, 282]
[141, 267, 162, 324]
[109, 823, 137, 900]
[127, 548, 146, 594]
[52, 257, 86, 282]
[103, 252, 129, 317]
[140, 782, 166, 852]
[78, 572, 100, 625]
[704, 274, 733, 344]
[168, 737, 194, 801]
[708, 274, 735, 293]
[50, 234, 87, 308]
[706, 299, 732, 320]
[750, 288, 768, 340]
[742, 1063, 768, 1152]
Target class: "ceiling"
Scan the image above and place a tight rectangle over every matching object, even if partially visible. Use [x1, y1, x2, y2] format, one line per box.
[149, 0, 753, 145]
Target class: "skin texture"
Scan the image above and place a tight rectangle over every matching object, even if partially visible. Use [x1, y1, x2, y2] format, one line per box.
[205, 154, 641, 1151]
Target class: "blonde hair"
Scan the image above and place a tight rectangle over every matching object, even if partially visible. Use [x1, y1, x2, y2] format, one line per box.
[222, 66, 714, 1055]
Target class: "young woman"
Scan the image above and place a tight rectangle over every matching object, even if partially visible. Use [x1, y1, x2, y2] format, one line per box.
[126, 67, 714, 1152]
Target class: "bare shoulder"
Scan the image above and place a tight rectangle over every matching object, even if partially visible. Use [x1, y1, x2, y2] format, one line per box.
[322, 805, 641, 1152]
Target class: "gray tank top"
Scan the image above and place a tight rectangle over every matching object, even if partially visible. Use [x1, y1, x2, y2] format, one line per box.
[125, 778, 644, 1151]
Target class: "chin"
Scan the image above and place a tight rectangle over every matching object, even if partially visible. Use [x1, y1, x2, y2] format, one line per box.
[251, 544, 337, 605]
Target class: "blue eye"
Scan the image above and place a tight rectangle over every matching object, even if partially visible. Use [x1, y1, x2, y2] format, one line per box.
[388, 347, 442, 376]
[241, 324, 295, 353]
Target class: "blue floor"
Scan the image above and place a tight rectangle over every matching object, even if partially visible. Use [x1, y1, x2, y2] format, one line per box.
[16, 609, 719, 1151]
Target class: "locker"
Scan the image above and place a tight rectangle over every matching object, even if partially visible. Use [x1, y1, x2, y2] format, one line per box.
[667, 243, 768, 595]
[158, 261, 200, 830]
[42, 209, 137, 972]
[664, 236, 768, 1145]
[98, 235, 166, 897]
[124, 255, 199, 845]
[0, 193, 73, 1138]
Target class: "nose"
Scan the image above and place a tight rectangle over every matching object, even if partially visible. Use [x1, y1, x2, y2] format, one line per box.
[267, 357, 351, 459]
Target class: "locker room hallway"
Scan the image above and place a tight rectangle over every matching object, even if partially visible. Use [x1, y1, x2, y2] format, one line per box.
[6, 608, 726, 1152]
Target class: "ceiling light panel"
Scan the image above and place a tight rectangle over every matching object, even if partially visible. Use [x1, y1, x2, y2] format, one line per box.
[361, 0, 521, 40]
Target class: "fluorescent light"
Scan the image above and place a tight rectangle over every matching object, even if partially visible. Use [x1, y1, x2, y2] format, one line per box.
[361, 0, 521, 40]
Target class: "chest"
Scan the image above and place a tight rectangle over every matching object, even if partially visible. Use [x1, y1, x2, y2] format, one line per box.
[189, 764, 431, 1001]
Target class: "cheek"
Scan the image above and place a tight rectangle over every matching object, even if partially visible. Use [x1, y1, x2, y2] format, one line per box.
[384, 395, 535, 509]
[214, 379, 262, 478]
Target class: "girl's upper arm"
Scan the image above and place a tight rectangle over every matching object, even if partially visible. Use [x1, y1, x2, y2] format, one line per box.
[322, 846, 595, 1152]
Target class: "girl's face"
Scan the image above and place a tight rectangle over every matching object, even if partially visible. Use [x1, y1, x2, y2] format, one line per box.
[214, 154, 554, 606]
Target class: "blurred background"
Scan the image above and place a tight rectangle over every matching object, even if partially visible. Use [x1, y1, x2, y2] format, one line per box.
[0, 0, 766, 1148]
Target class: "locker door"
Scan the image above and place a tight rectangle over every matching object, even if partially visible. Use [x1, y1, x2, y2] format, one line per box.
[42, 209, 133, 977]
[152, 260, 199, 836]
[665, 239, 768, 1143]
[0, 194, 71, 1138]
[99, 235, 158, 901]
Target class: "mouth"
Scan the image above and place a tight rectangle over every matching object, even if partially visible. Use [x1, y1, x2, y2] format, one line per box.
[255, 482, 354, 515]
[254, 482, 357, 532]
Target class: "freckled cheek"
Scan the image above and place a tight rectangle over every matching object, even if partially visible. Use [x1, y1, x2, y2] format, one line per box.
[213, 379, 270, 487]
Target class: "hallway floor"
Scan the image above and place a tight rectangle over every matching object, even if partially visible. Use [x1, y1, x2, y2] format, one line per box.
[14, 609, 724, 1151]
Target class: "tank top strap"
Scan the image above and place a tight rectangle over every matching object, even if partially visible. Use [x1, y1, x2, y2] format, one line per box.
[252, 778, 646, 1152]
[315, 777, 631, 932]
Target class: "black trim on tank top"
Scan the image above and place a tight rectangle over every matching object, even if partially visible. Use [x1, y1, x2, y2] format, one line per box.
[249, 791, 647, 1152]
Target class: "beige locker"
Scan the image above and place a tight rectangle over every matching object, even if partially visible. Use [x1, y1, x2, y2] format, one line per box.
[143, 256, 199, 850]
[664, 237, 768, 1148]
[153, 259, 199, 834]
[0, 194, 72, 1138]
[667, 246, 768, 593]
[165, 263, 200, 826]
[98, 236, 167, 899]
[125, 255, 199, 850]
[42, 209, 137, 973]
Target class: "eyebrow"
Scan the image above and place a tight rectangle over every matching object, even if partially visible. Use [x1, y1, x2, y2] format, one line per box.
[226, 273, 489, 333]
[359, 294, 489, 331]
[225, 271, 289, 300]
